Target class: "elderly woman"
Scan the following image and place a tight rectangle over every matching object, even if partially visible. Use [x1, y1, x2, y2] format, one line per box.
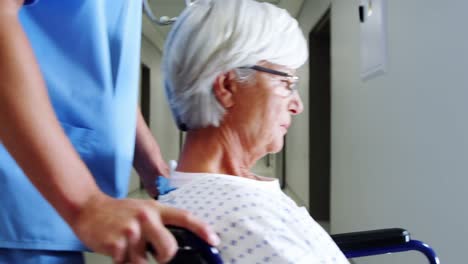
[159, 0, 349, 263]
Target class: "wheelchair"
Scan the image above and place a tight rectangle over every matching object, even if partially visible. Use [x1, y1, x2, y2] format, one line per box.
[153, 177, 439, 263]
[148, 226, 439, 264]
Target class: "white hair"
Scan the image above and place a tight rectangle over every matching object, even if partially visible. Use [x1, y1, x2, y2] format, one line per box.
[162, 0, 308, 131]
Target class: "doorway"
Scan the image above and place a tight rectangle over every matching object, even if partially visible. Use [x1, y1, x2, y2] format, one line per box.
[141, 63, 151, 125]
[309, 9, 331, 222]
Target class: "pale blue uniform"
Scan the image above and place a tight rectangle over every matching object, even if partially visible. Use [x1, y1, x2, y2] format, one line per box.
[0, 0, 142, 262]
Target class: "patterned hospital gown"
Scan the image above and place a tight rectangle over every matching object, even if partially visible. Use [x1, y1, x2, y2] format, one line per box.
[159, 171, 349, 264]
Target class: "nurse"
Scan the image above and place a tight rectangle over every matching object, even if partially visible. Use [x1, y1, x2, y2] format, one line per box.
[0, 0, 219, 263]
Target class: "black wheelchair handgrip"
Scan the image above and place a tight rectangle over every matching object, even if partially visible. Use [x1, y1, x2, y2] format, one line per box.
[331, 228, 410, 252]
[146, 226, 222, 264]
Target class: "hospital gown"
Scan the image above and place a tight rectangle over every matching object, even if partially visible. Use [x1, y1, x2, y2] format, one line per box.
[159, 171, 349, 264]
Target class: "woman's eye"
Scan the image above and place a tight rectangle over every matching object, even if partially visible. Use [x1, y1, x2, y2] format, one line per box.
[281, 80, 292, 90]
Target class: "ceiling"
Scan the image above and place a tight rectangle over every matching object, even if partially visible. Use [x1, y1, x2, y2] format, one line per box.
[143, 0, 305, 50]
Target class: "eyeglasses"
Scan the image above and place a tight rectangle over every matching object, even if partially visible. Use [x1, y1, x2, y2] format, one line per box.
[239, 65, 299, 97]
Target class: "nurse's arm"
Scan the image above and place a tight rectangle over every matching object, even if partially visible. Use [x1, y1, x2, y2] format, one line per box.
[0, 3, 218, 263]
[134, 107, 170, 197]
[0, 1, 102, 227]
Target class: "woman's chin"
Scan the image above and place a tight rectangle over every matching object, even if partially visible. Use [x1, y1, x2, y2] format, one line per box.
[266, 139, 285, 154]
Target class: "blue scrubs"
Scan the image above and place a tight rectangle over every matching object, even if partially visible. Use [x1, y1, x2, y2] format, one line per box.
[0, 0, 142, 260]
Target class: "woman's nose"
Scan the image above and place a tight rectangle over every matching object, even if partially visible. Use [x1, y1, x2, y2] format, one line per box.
[288, 91, 304, 115]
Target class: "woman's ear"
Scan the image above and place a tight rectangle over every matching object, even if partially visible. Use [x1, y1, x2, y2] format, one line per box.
[213, 71, 236, 108]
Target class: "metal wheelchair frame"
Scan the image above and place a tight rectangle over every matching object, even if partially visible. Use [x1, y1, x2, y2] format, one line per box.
[148, 227, 439, 264]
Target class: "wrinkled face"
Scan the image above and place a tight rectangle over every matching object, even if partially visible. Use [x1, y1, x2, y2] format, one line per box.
[227, 61, 304, 158]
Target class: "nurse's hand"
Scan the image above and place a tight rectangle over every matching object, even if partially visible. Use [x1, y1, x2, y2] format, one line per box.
[1, 1, 24, 15]
[72, 194, 220, 263]
[137, 153, 170, 198]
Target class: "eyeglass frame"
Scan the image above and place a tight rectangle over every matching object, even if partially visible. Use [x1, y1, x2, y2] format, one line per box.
[238, 65, 299, 96]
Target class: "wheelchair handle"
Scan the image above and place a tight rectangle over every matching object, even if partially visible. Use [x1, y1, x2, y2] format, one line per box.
[146, 226, 223, 264]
